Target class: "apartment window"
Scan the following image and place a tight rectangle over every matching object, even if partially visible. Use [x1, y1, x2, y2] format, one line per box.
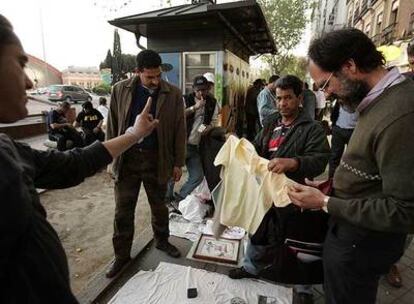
[390, 0, 399, 25]
[376, 12, 383, 34]
[365, 23, 371, 36]
[183, 52, 216, 95]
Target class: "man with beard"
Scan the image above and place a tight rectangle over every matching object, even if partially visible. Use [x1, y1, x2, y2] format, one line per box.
[288, 28, 414, 303]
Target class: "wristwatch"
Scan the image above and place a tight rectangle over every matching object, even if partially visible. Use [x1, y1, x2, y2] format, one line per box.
[322, 196, 330, 213]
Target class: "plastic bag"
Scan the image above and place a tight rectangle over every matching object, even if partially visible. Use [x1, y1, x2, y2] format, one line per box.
[192, 178, 211, 202]
[178, 194, 210, 223]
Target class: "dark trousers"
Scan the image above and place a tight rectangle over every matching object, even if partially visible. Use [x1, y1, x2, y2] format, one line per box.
[246, 112, 259, 141]
[113, 146, 169, 260]
[323, 220, 406, 304]
[49, 128, 83, 151]
[328, 125, 354, 178]
[82, 128, 105, 146]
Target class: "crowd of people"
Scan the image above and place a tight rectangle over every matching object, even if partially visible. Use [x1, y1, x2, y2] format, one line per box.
[1, 12, 414, 304]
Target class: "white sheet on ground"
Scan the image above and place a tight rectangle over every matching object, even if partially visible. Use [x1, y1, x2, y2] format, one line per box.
[169, 213, 201, 242]
[202, 219, 245, 240]
[108, 262, 292, 304]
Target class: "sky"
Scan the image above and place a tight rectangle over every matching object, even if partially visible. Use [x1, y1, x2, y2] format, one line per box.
[1, 0, 310, 71]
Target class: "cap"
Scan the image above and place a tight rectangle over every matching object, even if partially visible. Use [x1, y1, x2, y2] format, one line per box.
[203, 72, 215, 84]
[193, 76, 209, 90]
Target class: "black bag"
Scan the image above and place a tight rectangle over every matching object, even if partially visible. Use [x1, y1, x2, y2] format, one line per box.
[252, 205, 329, 284]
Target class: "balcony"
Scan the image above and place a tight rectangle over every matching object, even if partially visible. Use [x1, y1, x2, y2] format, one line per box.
[361, 0, 368, 15]
[410, 12, 414, 35]
[353, 8, 360, 22]
[371, 33, 381, 46]
[382, 23, 397, 44]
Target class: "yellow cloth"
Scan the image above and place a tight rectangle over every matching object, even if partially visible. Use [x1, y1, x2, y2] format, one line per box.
[213, 135, 293, 235]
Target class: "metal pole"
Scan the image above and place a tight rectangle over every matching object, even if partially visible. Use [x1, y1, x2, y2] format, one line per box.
[37, 0, 50, 86]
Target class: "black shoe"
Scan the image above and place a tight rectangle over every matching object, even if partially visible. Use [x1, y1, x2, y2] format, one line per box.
[228, 267, 259, 280]
[294, 293, 314, 304]
[155, 241, 181, 258]
[105, 258, 130, 278]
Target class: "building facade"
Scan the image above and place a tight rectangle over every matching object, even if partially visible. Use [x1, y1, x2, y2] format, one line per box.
[61, 66, 102, 89]
[345, 0, 414, 70]
[26, 55, 62, 88]
[346, 0, 414, 46]
[311, 0, 348, 39]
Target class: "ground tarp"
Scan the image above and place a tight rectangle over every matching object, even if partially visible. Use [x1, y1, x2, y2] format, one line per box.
[108, 262, 292, 304]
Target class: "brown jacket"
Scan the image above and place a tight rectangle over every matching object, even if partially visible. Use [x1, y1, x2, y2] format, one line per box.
[106, 76, 186, 184]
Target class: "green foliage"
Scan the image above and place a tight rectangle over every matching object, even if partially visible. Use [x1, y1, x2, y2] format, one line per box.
[258, 0, 310, 77]
[112, 29, 123, 85]
[92, 83, 111, 96]
[121, 54, 136, 74]
[100, 49, 112, 70]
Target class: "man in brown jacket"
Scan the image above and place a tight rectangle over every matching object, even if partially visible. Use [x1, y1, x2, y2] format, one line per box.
[106, 50, 186, 278]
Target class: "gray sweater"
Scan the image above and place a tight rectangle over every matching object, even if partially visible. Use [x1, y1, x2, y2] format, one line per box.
[328, 79, 414, 233]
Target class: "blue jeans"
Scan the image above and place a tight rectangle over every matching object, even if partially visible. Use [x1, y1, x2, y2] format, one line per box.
[168, 144, 204, 201]
[243, 238, 313, 295]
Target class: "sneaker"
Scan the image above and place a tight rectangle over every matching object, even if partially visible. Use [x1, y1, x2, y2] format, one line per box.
[155, 240, 181, 258]
[105, 257, 130, 278]
[228, 267, 259, 279]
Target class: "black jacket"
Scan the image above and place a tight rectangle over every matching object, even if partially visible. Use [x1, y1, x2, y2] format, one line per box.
[255, 110, 330, 184]
[184, 93, 217, 138]
[0, 135, 112, 304]
[252, 110, 331, 284]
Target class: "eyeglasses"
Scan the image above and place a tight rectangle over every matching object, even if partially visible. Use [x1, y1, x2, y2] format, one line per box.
[319, 72, 333, 92]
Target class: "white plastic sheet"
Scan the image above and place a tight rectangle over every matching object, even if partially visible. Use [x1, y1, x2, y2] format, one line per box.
[109, 262, 292, 304]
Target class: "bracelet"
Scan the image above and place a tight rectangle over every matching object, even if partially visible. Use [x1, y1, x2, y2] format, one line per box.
[125, 127, 144, 144]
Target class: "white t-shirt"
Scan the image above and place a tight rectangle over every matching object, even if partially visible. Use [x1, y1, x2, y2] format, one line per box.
[97, 105, 109, 126]
[314, 90, 327, 109]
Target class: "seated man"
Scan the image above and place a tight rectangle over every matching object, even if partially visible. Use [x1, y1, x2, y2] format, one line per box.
[228, 75, 330, 304]
[48, 101, 83, 151]
[74, 101, 105, 145]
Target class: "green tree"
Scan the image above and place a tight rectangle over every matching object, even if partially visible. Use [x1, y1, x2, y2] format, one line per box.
[258, 0, 310, 76]
[112, 29, 123, 85]
[92, 83, 111, 96]
[121, 54, 136, 74]
[100, 49, 112, 70]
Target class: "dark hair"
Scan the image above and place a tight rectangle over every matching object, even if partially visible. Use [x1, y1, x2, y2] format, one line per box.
[136, 49, 162, 71]
[308, 28, 385, 73]
[253, 78, 263, 86]
[82, 101, 93, 110]
[275, 75, 303, 97]
[99, 97, 107, 105]
[0, 15, 19, 51]
[268, 75, 279, 84]
[304, 82, 309, 89]
[408, 39, 414, 57]
[59, 101, 71, 109]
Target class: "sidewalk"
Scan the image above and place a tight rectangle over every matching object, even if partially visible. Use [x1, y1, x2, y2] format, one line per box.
[19, 134, 414, 304]
[312, 242, 414, 304]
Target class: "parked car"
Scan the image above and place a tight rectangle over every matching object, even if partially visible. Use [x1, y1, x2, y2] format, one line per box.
[47, 85, 92, 103]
